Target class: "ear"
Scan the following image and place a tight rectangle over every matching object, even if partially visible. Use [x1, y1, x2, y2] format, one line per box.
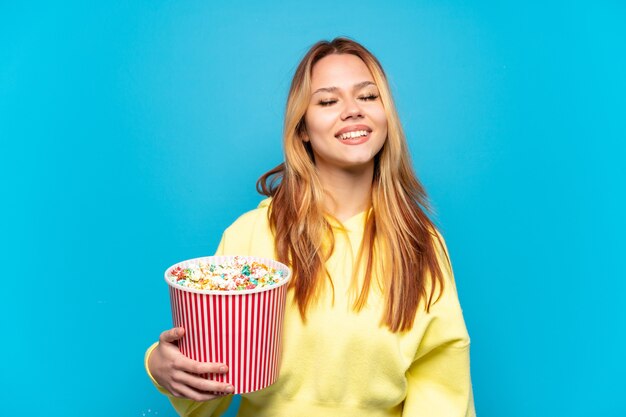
[299, 127, 310, 142]
[296, 120, 309, 142]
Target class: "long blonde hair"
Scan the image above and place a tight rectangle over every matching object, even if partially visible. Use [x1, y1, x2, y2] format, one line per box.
[257, 37, 446, 332]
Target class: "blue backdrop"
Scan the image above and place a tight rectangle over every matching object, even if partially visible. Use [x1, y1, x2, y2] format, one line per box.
[1, 1, 624, 416]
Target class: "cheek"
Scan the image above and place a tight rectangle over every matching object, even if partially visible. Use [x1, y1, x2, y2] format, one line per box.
[305, 110, 335, 136]
[372, 106, 388, 131]
[372, 108, 388, 152]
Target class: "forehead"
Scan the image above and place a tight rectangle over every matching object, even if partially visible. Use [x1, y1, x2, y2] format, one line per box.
[310, 54, 374, 89]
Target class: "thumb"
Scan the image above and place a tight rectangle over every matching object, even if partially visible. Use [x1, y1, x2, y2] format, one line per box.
[159, 327, 185, 344]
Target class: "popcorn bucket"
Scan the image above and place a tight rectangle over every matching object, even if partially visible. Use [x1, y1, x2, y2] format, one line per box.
[164, 255, 291, 394]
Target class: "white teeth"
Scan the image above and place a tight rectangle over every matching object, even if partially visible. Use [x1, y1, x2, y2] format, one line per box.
[338, 130, 368, 140]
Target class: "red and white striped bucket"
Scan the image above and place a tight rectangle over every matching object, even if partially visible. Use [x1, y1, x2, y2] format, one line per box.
[164, 255, 291, 394]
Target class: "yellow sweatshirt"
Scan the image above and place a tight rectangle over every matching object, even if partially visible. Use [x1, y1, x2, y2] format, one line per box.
[146, 199, 475, 416]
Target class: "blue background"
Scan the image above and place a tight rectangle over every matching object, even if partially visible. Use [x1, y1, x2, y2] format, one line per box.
[1, 1, 624, 416]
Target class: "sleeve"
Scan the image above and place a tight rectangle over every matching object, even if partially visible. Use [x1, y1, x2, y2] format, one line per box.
[141, 235, 233, 417]
[402, 343, 475, 416]
[401, 231, 475, 416]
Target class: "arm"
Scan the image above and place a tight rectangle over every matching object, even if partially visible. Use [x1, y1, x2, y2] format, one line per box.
[144, 234, 234, 417]
[401, 231, 475, 416]
[144, 204, 271, 415]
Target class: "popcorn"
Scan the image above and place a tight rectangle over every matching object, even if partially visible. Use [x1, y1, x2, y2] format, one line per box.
[164, 255, 291, 393]
[167, 256, 286, 291]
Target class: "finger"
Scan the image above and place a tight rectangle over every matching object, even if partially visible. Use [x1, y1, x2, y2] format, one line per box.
[174, 356, 229, 375]
[173, 371, 235, 395]
[159, 327, 184, 344]
[170, 382, 229, 402]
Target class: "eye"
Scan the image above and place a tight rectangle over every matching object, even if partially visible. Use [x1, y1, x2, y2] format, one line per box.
[318, 99, 337, 107]
[359, 93, 379, 101]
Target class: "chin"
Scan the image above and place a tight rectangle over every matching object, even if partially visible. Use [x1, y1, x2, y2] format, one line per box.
[338, 158, 376, 171]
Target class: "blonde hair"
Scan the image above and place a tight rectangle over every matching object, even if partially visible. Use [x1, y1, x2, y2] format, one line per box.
[257, 37, 446, 332]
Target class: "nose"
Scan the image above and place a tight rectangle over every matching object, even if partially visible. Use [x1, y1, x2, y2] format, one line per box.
[340, 97, 363, 120]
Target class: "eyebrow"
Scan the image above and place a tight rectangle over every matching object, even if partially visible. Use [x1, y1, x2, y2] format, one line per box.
[312, 81, 376, 95]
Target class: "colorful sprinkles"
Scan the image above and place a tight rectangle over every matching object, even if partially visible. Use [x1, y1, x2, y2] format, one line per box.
[168, 257, 286, 291]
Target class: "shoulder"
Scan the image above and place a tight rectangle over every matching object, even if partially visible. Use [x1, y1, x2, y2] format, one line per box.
[223, 198, 271, 234]
[425, 227, 454, 283]
[413, 228, 471, 350]
[217, 198, 275, 258]
[424, 227, 463, 311]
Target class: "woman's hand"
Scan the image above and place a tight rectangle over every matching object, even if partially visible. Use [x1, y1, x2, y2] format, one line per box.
[148, 327, 234, 401]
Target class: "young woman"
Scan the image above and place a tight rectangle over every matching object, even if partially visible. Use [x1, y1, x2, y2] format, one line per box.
[145, 37, 475, 417]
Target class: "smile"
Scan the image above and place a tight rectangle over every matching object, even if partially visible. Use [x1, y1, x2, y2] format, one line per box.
[337, 130, 369, 140]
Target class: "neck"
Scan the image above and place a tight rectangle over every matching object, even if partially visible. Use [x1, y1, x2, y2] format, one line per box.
[317, 163, 374, 222]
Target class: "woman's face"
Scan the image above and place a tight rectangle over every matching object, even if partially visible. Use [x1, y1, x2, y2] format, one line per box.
[304, 54, 388, 174]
